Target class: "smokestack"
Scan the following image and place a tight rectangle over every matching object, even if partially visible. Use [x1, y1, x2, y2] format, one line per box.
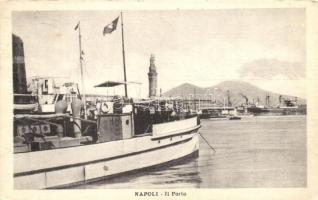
[244, 96, 248, 105]
[266, 93, 270, 107]
[227, 90, 231, 107]
[12, 34, 28, 103]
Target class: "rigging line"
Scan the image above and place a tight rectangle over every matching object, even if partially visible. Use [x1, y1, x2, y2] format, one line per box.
[199, 132, 216, 154]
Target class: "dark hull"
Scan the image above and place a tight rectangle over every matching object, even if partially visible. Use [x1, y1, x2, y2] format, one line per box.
[229, 116, 241, 120]
[248, 107, 306, 116]
[247, 107, 270, 114]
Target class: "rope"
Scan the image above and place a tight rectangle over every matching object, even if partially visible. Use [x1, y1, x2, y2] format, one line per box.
[199, 132, 216, 154]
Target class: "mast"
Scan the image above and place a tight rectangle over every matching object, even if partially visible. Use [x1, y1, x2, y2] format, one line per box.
[194, 87, 197, 111]
[121, 12, 128, 98]
[76, 22, 87, 118]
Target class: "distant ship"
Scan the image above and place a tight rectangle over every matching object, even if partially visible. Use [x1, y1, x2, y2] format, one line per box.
[241, 94, 306, 116]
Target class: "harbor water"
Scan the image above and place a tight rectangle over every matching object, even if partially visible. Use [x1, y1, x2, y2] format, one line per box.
[69, 115, 306, 189]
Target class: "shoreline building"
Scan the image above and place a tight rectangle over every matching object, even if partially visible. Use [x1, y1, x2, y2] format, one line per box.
[148, 54, 158, 98]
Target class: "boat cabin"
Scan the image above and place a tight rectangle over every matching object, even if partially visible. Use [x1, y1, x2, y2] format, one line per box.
[13, 81, 198, 153]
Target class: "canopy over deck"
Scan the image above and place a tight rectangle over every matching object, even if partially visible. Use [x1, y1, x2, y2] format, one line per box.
[94, 81, 141, 88]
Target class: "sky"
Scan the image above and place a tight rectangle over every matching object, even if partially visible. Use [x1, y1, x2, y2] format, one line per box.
[12, 9, 306, 98]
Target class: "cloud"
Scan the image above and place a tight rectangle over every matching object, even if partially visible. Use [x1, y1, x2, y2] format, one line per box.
[239, 58, 305, 79]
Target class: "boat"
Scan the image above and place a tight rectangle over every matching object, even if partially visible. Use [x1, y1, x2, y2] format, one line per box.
[246, 95, 306, 116]
[13, 17, 201, 189]
[14, 94, 200, 189]
[228, 116, 241, 120]
[247, 105, 270, 114]
[199, 108, 231, 120]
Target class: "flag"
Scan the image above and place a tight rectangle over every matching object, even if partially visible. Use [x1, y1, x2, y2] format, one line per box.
[74, 22, 80, 30]
[80, 50, 85, 60]
[103, 17, 119, 35]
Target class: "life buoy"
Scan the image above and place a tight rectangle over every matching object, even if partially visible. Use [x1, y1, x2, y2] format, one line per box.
[101, 102, 109, 114]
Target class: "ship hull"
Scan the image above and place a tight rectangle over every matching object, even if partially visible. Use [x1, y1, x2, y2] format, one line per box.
[248, 107, 306, 116]
[247, 107, 270, 114]
[14, 122, 200, 189]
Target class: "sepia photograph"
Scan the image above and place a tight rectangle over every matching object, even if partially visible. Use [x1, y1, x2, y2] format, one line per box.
[11, 9, 307, 189]
[1, 1, 318, 199]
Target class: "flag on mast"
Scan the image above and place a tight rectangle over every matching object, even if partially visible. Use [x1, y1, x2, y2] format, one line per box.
[80, 50, 85, 60]
[74, 22, 80, 30]
[103, 16, 119, 35]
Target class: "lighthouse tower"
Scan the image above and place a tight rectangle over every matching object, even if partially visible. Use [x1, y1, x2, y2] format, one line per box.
[148, 54, 158, 98]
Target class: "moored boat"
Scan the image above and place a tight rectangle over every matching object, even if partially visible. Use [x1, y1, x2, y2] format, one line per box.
[228, 116, 241, 120]
[13, 12, 204, 189]
[13, 27, 201, 189]
[14, 104, 200, 189]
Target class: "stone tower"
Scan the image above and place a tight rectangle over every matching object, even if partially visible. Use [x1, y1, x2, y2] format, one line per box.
[148, 54, 158, 98]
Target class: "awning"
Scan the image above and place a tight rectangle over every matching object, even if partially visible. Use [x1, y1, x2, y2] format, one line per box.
[94, 81, 141, 88]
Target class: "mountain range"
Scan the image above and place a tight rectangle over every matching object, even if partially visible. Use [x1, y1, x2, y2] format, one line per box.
[162, 80, 306, 107]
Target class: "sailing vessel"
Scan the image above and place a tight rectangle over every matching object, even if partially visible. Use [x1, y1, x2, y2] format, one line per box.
[13, 13, 201, 189]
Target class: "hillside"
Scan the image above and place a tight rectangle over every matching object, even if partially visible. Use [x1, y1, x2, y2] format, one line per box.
[162, 80, 306, 107]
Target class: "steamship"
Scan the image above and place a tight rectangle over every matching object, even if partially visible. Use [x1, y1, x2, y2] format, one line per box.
[245, 96, 306, 115]
[13, 34, 200, 189]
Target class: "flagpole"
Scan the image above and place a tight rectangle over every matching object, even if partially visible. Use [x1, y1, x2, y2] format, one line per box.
[77, 22, 87, 119]
[120, 12, 128, 98]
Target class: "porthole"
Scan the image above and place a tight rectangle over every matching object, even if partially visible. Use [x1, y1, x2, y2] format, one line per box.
[126, 119, 129, 125]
